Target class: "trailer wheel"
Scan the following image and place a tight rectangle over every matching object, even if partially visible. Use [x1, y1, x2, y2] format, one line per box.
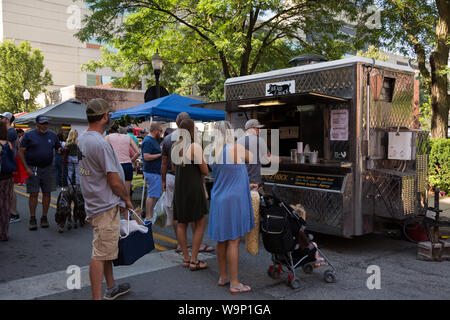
[302, 263, 314, 274]
[324, 270, 336, 283]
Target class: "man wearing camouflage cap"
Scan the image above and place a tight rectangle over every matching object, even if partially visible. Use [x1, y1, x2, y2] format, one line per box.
[78, 98, 132, 300]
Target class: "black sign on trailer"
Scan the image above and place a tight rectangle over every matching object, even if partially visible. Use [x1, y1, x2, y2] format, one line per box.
[264, 171, 345, 193]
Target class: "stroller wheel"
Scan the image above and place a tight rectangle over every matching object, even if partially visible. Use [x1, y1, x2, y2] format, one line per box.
[267, 265, 280, 279]
[288, 275, 301, 289]
[324, 270, 336, 283]
[302, 263, 314, 274]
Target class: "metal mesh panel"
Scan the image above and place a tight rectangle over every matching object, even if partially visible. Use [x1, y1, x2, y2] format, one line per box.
[262, 185, 343, 229]
[226, 66, 355, 100]
[416, 131, 430, 155]
[416, 154, 428, 194]
[402, 175, 416, 214]
[361, 67, 416, 138]
[365, 169, 417, 219]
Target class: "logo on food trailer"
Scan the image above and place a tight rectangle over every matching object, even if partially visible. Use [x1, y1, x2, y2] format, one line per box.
[266, 80, 295, 96]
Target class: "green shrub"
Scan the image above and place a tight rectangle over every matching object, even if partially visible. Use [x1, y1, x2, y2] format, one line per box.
[428, 138, 450, 194]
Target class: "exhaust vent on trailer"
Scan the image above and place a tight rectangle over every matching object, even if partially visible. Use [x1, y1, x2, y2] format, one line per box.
[288, 54, 328, 67]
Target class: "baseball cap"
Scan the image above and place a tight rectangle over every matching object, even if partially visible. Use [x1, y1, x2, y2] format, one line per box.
[0, 112, 13, 120]
[36, 115, 49, 124]
[245, 119, 264, 130]
[86, 98, 113, 116]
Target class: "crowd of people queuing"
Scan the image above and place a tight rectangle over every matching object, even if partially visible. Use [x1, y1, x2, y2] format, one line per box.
[0, 98, 272, 299]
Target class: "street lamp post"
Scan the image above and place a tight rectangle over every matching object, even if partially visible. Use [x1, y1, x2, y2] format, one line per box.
[23, 89, 30, 112]
[151, 50, 164, 99]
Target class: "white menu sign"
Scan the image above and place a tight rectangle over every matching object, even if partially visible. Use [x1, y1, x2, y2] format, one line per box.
[330, 109, 348, 141]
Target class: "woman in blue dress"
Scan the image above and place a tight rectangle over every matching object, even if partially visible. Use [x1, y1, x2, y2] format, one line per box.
[208, 121, 254, 294]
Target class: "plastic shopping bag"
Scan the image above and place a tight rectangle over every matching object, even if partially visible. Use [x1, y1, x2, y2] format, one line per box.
[152, 192, 167, 228]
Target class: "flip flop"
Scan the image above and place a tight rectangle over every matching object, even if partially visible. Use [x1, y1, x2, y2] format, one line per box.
[175, 244, 192, 254]
[189, 260, 208, 271]
[230, 283, 251, 295]
[199, 244, 214, 253]
[217, 278, 230, 286]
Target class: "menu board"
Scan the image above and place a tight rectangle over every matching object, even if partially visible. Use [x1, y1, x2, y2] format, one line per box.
[330, 109, 348, 141]
[263, 171, 345, 192]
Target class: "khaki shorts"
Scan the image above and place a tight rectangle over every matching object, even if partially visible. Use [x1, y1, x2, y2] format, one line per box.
[89, 206, 121, 261]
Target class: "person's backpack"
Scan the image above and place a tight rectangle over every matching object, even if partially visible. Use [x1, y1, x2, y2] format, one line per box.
[0, 141, 17, 174]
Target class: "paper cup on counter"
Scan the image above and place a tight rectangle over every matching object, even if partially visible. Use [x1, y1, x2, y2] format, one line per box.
[297, 142, 303, 154]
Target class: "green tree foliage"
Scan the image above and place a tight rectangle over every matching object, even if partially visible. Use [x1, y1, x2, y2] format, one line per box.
[0, 40, 53, 113]
[356, 44, 389, 61]
[379, 0, 449, 138]
[76, 0, 380, 101]
[428, 138, 450, 193]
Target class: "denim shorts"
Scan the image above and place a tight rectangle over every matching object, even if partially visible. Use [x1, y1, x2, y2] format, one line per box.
[143, 172, 162, 198]
[26, 165, 56, 193]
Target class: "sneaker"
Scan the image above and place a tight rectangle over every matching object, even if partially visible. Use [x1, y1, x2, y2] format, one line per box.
[144, 219, 151, 225]
[10, 214, 21, 223]
[40, 216, 49, 228]
[103, 283, 131, 300]
[29, 217, 37, 231]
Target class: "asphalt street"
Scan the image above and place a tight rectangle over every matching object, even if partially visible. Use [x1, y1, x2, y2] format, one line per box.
[1, 184, 450, 303]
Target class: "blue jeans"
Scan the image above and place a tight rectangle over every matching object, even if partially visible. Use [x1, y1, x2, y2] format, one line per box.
[54, 154, 68, 187]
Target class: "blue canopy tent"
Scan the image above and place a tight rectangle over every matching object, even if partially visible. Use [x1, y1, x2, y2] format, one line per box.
[111, 94, 225, 121]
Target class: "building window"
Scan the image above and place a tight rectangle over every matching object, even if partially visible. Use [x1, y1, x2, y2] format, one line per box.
[87, 74, 114, 87]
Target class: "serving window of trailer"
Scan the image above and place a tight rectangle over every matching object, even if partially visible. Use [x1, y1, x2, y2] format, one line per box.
[229, 92, 351, 163]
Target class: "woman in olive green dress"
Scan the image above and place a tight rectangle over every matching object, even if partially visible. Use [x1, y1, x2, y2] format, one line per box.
[173, 119, 209, 271]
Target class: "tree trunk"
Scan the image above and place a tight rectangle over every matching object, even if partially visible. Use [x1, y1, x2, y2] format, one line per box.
[430, 0, 449, 139]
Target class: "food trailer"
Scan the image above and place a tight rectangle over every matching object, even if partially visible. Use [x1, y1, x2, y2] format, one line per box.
[207, 56, 428, 238]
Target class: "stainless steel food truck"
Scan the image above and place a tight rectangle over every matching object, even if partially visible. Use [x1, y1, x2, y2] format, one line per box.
[199, 55, 428, 238]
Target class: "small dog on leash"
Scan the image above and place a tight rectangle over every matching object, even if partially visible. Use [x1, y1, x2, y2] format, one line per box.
[55, 187, 72, 233]
[71, 185, 86, 228]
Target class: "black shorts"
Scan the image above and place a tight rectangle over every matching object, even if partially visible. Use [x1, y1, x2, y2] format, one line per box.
[121, 163, 133, 181]
[26, 165, 56, 193]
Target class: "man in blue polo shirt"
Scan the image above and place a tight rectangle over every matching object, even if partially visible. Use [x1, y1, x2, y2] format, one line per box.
[141, 122, 163, 225]
[18, 115, 62, 230]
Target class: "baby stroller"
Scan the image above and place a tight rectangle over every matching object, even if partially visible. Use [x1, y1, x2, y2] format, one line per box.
[260, 186, 337, 289]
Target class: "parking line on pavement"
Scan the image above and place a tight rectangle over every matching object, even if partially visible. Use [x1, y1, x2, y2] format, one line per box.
[153, 232, 178, 245]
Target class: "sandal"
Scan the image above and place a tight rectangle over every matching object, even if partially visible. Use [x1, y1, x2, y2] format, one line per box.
[182, 259, 191, 268]
[199, 244, 214, 253]
[230, 283, 251, 295]
[217, 278, 230, 286]
[189, 260, 208, 271]
[175, 244, 192, 254]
